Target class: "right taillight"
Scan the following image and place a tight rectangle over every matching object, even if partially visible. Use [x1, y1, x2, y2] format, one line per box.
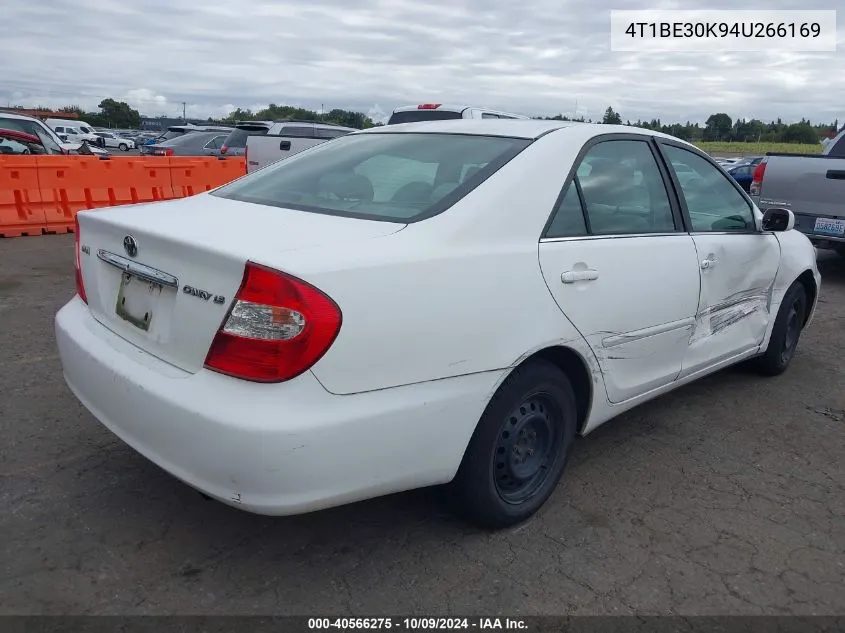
[750, 161, 767, 196]
[204, 262, 342, 383]
[74, 213, 88, 304]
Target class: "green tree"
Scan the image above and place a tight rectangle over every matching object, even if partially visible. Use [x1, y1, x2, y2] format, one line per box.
[94, 99, 141, 128]
[704, 113, 732, 141]
[602, 106, 622, 124]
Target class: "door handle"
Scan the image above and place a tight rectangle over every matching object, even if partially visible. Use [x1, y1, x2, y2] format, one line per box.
[826, 170, 845, 180]
[701, 257, 718, 270]
[561, 269, 599, 283]
[279, 140, 291, 151]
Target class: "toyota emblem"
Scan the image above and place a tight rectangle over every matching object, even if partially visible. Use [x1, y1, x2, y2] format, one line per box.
[123, 235, 138, 258]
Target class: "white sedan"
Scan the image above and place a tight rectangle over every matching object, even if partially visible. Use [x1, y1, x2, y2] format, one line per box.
[94, 131, 135, 151]
[55, 120, 820, 528]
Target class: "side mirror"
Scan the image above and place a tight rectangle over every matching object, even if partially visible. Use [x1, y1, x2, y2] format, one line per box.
[762, 208, 795, 232]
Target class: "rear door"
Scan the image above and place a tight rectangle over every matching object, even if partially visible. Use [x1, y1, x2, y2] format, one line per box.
[538, 135, 701, 403]
[657, 141, 780, 376]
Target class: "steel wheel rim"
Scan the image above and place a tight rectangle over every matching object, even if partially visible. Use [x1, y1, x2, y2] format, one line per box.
[780, 299, 801, 364]
[493, 393, 561, 504]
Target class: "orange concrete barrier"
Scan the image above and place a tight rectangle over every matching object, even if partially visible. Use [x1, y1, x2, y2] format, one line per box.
[170, 157, 246, 198]
[0, 156, 246, 238]
[0, 157, 47, 237]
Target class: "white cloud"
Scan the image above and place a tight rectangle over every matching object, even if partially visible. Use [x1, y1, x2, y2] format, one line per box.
[0, 0, 842, 125]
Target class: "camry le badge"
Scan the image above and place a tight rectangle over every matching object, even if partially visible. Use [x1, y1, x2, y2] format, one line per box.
[123, 235, 138, 258]
[183, 285, 225, 304]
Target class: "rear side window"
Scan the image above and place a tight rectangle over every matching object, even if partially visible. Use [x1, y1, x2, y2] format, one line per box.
[223, 126, 269, 148]
[387, 110, 464, 125]
[278, 125, 314, 138]
[314, 127, 351, 139]
[213, 132, 530, 222]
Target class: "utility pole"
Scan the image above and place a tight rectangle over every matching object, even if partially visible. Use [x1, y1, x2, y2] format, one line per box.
[182, 102, 186, 122]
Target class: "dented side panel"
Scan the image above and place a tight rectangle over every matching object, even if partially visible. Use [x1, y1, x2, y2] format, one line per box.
[679, 233, 780, 377]
[538, 235, 701, 404]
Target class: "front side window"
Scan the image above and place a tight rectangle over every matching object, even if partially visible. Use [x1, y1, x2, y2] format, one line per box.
[547, 139, 676, 236]
[213, 132, 530, 222]
[662, 145, 755, 232]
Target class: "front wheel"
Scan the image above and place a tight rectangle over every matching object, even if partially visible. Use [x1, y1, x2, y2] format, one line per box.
[118, 143, 128, 151]
[752, 281, 807, 376]
[450, 360, 577, 529]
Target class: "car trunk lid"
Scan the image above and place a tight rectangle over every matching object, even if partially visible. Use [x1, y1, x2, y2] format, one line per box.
[76, 194, 404, 373]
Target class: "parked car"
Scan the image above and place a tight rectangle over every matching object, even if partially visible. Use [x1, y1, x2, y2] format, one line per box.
[725, 162, 754, 192]
[0, 128, 51, 154]
[139, 125, 232, 155]
[387, 104, 529, 125]
[0, 114, 109, 157]
[244, 120, 357, 172]
[144, 131, 229, 156]
[57, 120, 819, 529]
[0, 112, 68, 154]
[220, 121, 273, 157]
[751, 128, 845, 257]
[94, 131, 135, 151]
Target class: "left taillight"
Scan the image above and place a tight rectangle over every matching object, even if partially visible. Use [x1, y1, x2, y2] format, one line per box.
[204, 262, 342, 383]
[74, 213, 88, 304]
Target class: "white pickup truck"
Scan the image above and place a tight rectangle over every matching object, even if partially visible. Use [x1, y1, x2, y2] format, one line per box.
[244, 120, 357, 173]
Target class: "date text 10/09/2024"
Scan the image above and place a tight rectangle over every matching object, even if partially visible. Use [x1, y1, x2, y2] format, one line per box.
[308, 618, 528, 631]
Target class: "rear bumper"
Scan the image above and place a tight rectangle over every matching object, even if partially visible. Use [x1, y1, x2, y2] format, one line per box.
[793, 213, 845, 247]
[55, 297, 500, 515]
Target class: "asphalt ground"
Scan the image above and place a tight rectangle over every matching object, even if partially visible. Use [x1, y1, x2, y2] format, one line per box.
[1, 235, 843, 616]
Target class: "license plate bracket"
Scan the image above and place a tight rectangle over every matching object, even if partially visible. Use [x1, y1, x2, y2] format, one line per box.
[115, 272, 163, 332]
[813, 217, 845, 236]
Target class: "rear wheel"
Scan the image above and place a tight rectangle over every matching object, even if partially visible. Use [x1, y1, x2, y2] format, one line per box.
[835, 245, 845, 259]
[450, 360, 577, 529]
[752, 281, 807, 376]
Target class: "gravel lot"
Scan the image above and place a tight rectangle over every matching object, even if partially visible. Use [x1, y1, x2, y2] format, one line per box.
[1, 234, 843, 616]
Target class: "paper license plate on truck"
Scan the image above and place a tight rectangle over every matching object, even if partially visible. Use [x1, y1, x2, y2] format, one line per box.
[814, 217, 845, 236]
[115, 272, 162, 331]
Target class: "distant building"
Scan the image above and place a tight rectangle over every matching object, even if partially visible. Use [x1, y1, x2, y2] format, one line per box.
[139, 116, 226, 130]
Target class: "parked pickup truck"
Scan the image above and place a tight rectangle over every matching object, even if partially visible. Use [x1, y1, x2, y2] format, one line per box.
[751, 128, 845, 257]
[244, 120, 357, 173]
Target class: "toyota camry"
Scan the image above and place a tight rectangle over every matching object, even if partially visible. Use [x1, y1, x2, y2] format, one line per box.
[55, 120, 820, 528]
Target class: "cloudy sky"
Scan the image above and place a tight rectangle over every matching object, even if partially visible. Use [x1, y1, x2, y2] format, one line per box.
[1, 0, 842, 124]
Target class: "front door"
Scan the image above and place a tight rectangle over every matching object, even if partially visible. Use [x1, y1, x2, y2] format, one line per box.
[658, 143, 780, 376]
[539, 137, 701, 404]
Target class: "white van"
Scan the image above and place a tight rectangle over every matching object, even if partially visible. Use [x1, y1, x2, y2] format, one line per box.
[46, 118, 101, 145]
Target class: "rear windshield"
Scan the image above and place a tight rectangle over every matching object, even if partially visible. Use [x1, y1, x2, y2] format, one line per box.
[387, 110, 464, 125]
[159, 129, 187, 141]
[224, 126, 269, 148]
[212, 132, 530, 223]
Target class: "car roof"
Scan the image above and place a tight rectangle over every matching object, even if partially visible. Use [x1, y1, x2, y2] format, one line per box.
[359, 119, 682, 142]
[0, 111, 40, 122]
[157, 131, 227, 146]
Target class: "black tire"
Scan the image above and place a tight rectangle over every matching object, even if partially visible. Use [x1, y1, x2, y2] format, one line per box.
[450, 360, 577, 529]
[752, 281, 807, 376]
[119, 143, 128, 152]
[835, 245, 845, 259]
